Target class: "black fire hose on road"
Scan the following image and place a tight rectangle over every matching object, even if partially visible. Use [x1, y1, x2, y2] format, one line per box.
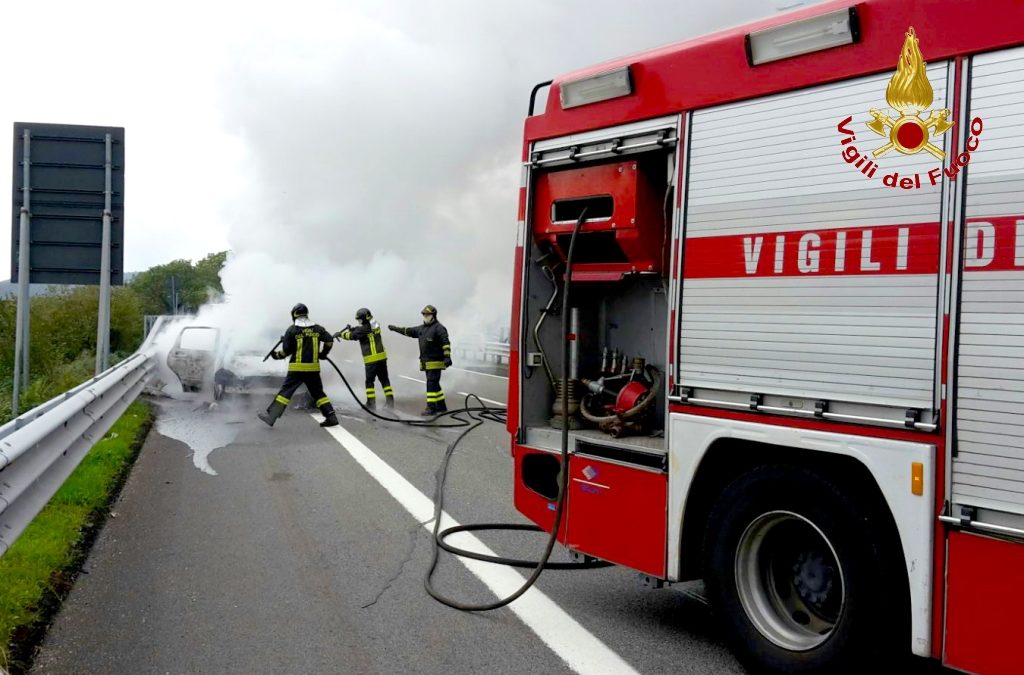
[321, 209, 610, 613]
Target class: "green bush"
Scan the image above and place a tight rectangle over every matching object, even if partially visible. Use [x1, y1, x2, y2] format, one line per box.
[0, 286, 145, 426]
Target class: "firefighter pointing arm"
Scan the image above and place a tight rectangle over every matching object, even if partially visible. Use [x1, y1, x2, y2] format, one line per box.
[335, 308, 395, 409]
[388, 304, 451, 416]
[258, 303, 339, 428]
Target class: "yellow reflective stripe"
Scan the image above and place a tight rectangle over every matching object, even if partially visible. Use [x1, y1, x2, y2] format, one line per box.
[435, 392, 446, 401]
[295, 336, 304, 364]
[287, 362, 320, 372]
[368, 332, 378, 356]
[363, 352, 387, 364]
[312, 336, 319, 364]
[383, 386, 394, 394]
[316, 397, 331, 407]
[275, 395, 290, 405]
[424, 360, 446, 369]
[341, 330, 352, 340]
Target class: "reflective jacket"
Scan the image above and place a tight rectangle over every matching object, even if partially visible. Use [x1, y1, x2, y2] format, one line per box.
[394, 321, 451, 371]
[338, 320, 388, 364]
[278, 319, 333, 372]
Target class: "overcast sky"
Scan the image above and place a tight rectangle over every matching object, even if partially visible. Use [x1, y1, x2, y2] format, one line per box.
[1, 0, 812, 338]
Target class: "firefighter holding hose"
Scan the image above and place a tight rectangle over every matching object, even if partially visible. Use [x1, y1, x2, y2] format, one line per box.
[388, 304, 451, 415]
[335, 307, 395, 409]
[258, 303, 339, 428]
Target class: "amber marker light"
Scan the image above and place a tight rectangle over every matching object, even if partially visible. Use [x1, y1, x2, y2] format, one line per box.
[911, 462, 924, 496]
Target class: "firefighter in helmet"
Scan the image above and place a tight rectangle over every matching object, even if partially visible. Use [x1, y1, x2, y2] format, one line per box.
[388, 304, 451, 415]
[335, 307, 394, 409]
[258, 303, 339, 428]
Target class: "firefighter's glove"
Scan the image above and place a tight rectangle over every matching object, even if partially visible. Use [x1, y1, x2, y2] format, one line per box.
[443, 357, 452, 367]
[388, 325, 398, 332]
[271, 351, 286, 360]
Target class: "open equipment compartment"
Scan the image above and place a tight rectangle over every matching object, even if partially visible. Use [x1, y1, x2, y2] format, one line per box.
[514, 119, 678, 569]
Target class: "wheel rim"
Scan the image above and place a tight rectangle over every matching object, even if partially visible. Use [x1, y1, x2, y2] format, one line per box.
[734, 510, 845, 652]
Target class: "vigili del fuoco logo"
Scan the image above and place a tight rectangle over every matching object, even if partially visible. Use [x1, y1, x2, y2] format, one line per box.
[836, 27, 983, 190]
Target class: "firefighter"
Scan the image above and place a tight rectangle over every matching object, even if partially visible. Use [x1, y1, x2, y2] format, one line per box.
[335, 307, 394, 409]
[258, 303, 339, 428]
[388, 304, 451, 415]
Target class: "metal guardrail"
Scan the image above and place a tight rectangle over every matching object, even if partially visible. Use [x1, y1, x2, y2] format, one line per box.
[0, 318, 167, 557]
[452, 338, 511, 366]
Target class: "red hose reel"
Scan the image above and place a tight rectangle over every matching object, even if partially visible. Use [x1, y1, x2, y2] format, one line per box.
[613, 381, 650, 415]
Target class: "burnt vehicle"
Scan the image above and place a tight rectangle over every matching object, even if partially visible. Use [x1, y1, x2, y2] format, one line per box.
[211, 346, 284, 400]
[166, 326, 220, 393]
[166, 325, 282, 400]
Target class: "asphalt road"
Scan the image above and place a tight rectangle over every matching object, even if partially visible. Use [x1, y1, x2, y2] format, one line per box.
[30, 357, 949, 674]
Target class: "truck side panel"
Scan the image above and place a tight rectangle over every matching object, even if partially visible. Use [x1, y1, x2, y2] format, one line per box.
[953, 45, 1024, 517]
[679, 65, 950, 419]
[944, 44, 1024, 674]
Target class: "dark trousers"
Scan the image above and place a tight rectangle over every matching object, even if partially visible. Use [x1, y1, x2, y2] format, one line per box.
[425, 368, 446, 411]
[365, 360, 394, 400]
[267, 371, 335, 419]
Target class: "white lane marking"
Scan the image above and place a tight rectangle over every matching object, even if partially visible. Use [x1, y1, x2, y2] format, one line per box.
[315, 417, 640, 675]
[399, 375, 426, 384]
[344, 359, 354, 364]
[457, 392, 505, 407]
[449, 366, 508, 381]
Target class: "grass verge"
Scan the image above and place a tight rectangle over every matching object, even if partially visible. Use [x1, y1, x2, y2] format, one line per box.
[0, 400, 154, 674]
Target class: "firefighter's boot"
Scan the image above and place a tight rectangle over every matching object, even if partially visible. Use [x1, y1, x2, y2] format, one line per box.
[319, 402, 339, 428]
[435, 399, 448, 414]
[258, 399, 287, 427]
[365, 397, 376, 410]
[385, 396, 395, 409]
[420, 404, 436, 417]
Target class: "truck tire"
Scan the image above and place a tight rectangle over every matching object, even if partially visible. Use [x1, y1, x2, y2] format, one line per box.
[703, 464, 900, 674]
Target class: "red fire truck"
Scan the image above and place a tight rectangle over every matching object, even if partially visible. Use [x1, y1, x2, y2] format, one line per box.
[507, 1, 1024, 672]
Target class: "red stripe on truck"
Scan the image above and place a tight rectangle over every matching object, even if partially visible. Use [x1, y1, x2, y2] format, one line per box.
[684, 222, 942, 278]
[962, 216, 1024, 273]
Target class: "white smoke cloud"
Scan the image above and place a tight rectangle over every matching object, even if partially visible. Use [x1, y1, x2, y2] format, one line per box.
[0, 0, 775, 366]
[190, 0, 777, 350]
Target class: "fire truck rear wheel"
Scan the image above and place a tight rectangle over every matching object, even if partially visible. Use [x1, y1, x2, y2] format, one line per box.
[704, 464, 899, 675]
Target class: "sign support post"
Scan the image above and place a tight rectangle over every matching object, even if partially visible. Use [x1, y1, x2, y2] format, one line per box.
[95, 134, 113, 374]
[12, 130, 31, 416]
